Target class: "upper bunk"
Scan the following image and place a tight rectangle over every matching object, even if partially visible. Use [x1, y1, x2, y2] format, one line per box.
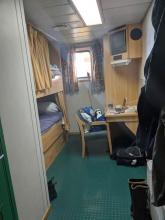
[36, 35, 64, 98]
[27, 24, 64, 99]
[36, 75, 63, 98]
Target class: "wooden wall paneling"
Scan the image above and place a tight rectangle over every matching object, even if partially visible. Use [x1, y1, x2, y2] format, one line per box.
[128, 24, 142, 59]
[103, 33, 127, 106]
[111, 65, 128, 105]
[103, 34, 113, 107]
[103, 33, 140, 106]
[103, 33, 141, 134]
[125, 60, 140, 134]
[126, 59, 141, 103]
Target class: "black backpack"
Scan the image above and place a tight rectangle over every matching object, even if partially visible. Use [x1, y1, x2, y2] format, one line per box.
[116, 146, 146, 167]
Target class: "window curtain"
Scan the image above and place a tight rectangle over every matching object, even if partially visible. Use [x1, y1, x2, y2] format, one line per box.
[90, 40, 105, 94]
[62, 48, 79, 95]
[27, 24, 52, 92]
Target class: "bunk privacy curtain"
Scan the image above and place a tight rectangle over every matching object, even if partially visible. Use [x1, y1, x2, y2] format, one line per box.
[55, 92, 70, 131]
[27, 24, 52, 92]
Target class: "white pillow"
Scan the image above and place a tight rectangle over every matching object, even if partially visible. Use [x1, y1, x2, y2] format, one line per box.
[38, 102, 59, 115]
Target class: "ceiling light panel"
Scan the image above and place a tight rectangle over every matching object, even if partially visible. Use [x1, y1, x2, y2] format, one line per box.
[71, 0, 102, 26]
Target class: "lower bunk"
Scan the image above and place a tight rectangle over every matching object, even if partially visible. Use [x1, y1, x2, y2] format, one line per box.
[37, 89, 69, 169]
[41, 119, 66, 169]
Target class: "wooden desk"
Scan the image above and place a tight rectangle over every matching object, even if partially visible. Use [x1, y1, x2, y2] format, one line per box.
[105, 109, 138, 154]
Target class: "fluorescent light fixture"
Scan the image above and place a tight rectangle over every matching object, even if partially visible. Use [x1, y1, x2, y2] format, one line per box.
[72, 0, 102, 26]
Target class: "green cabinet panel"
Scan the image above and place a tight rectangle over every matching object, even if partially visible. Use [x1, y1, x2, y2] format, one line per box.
[0, 121, 18, 220]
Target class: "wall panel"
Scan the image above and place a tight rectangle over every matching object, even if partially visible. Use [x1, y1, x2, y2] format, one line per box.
[103, 33, 141, 133]
[103, 34, 141, 106]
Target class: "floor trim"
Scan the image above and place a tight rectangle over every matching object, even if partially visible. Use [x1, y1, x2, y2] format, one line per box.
[42, 206, 51, 220]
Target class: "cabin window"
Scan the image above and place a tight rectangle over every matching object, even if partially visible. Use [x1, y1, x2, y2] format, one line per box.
[75, 51, 92, 81]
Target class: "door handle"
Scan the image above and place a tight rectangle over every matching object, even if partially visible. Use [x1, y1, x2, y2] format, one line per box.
[0, 154, 4, 160]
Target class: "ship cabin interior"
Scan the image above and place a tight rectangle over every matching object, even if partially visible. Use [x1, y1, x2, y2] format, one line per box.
[1, 0, 165, 220]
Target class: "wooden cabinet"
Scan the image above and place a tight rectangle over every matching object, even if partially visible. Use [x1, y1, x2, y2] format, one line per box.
[128, 24, 142, 59]
[110, 24, 142, 62]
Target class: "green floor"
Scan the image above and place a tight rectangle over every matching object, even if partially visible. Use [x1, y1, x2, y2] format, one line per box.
[47, 135, 146, 220]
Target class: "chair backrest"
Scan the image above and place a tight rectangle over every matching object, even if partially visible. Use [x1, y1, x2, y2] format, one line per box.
[75, 114, 86, 137]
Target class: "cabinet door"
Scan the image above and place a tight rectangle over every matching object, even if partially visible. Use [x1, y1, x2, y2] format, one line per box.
[0, 122, 18, 220]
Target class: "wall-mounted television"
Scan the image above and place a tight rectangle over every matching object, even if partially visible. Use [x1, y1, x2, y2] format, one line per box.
[110, 28, 127, 56]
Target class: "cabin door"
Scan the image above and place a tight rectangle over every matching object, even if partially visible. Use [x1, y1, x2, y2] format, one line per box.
[0, 121, 18, 220]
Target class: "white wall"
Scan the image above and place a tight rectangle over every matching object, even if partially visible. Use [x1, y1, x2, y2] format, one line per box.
[0, 0, 49, 219]
[66, 81, 105, 132]
[139, 2, 154, 88]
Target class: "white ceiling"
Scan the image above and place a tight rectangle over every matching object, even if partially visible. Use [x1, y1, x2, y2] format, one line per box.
[23, 0, 153, 45]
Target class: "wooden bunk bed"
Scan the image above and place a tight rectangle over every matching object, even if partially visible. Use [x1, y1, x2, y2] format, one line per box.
[37, 76, 66, 169]
[27, 24, 69, 169]
[37, 64, 70, 170]
[37, 75, 68, 170]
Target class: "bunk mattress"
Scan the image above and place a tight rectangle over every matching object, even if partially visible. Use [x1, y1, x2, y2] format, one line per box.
[39, 112, 63, 134]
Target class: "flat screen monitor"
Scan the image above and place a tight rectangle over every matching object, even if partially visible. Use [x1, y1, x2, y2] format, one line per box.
[110, 29, 127, 56]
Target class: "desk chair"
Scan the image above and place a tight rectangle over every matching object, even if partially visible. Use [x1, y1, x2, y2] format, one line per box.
[75, 114, 112, 158]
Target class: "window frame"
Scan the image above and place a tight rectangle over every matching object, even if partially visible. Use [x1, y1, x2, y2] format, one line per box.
[74, 48, 92, 82]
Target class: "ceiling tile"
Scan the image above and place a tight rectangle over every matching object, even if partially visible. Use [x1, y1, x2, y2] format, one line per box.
[52, 14, 80, 24]
[69, 27, 91, 34]
[104, 3, 150, 26]
[69, 32, 93, 38]
[45, 4, 74, 17]
[71, 36, 93, 40]
[101, 0, 152, 9]
[68, 21, 84, 28]
[68, 36, 93, 43]
[40, 0, 68, 8]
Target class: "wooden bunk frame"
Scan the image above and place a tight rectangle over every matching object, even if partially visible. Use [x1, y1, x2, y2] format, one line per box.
[37, 75, 67, 170]
[42, 120, 65, 169]
[36, 75, 63, 99]
[28, 26, 68, 169]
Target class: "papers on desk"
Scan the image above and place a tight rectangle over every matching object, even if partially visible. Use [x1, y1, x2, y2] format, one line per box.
[108, 106, 137, 114]
[109, 108, 122, 114]
[125, 106, 137, 113]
